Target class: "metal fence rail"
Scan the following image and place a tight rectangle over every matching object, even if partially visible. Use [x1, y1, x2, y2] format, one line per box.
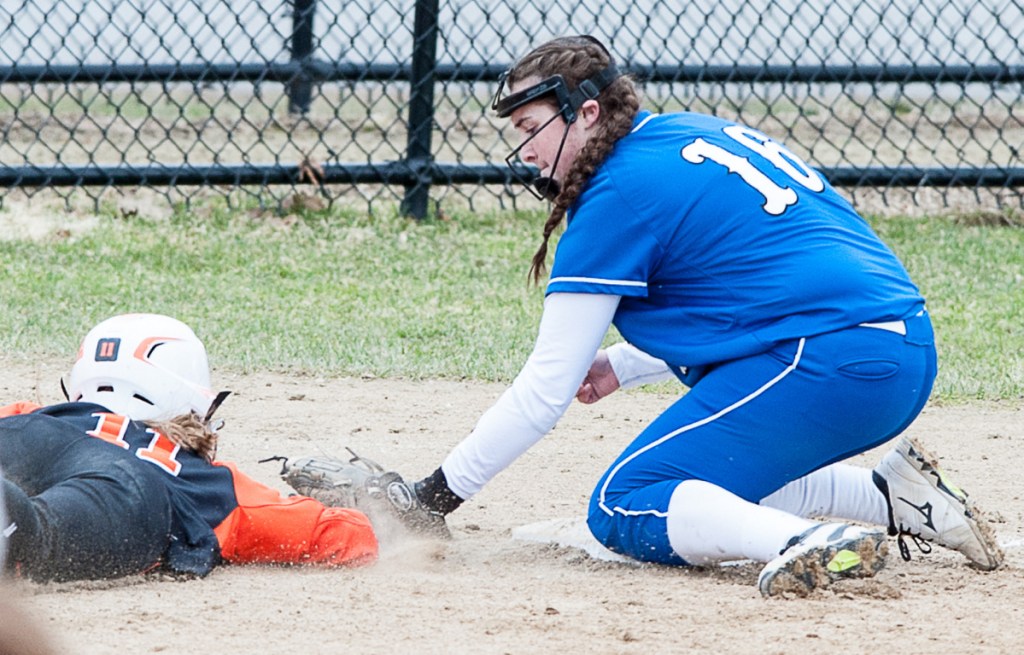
[2, 0, 1023, 216]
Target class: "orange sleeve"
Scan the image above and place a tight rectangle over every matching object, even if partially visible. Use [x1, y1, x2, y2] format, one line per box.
[212, 462, 378, 568]
[0, 401, 43, 418]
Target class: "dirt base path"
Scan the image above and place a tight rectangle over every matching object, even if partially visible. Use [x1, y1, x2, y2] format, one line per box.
[3, 359, 1022, 654]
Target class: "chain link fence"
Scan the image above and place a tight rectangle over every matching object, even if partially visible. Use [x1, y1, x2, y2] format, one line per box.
[2, 0, 1023, 217]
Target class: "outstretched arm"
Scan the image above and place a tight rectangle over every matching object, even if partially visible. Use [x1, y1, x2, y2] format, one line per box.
[419, 292, 620, 510]
[213, 462, 378, 567]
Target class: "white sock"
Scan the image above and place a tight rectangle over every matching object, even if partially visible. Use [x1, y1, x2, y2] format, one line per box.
[759, 463, 889, 526]
[666, 479, 817, 565]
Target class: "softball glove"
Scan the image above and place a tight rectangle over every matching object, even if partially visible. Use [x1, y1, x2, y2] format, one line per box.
[275, 448, 450, 539]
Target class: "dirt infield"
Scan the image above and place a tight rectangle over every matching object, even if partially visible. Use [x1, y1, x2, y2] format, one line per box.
[2, 357, 1023, 654]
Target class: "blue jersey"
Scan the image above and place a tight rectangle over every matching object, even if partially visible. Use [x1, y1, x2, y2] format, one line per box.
[547, 111, 924, 372]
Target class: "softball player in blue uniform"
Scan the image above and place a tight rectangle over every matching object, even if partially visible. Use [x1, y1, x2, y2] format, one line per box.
[411, 35, 1002, 595]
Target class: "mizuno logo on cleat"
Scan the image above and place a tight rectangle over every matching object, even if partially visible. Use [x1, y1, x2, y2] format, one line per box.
[897, 497, 935, 531]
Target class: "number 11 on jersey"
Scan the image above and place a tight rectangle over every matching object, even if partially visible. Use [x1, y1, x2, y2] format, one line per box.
[87, 412, 183, 476]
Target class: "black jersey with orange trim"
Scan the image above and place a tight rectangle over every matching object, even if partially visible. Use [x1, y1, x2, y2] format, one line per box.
[1, 411, 175, 581]
[6, 402, 377, 576]
[37, 402, 231, 575]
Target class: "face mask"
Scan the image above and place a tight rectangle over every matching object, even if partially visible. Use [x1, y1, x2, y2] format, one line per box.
[502, 110, 572, 201]
[491, 52, 620, 200]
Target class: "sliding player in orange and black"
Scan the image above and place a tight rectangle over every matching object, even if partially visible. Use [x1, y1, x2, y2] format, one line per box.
[0, 314, 377, 582]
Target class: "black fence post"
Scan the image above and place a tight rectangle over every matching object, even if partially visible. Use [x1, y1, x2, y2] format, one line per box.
[400, 0, 440, 219]
[288, 0, 317, 115]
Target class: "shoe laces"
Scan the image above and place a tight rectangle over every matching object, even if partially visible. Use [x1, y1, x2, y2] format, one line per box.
[895, 528, 933, 562]
[874, 468, 938, 562]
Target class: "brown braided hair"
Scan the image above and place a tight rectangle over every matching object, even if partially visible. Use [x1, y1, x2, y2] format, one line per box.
[146, 412, 219, 462]
[506, 37, 641, 284]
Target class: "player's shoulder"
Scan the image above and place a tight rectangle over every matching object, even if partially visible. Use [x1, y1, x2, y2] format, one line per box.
[33, 401, 111, 418]
[0, 407, 84, 440]
[586, 111, 722, 208]
[626, 110, 735, 138]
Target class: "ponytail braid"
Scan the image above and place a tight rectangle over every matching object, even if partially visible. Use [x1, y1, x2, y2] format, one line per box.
[146, 413, 219, 462]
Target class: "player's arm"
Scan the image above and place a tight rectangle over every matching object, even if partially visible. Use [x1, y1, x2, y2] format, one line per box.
[417, 292, 620, 513]
[606, 342, 675, 389]
[576, 342, 673, 403]
[213, 462, 378, 567]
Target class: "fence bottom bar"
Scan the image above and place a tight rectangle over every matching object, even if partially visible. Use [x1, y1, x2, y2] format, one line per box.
[3, 164, 1024, 189]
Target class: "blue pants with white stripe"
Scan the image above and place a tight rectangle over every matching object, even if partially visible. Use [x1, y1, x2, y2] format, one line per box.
[586, 312, 936, 565]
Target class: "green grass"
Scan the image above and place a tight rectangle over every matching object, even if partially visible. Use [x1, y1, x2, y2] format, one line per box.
[0, 202, 547, 380]
[0, 202, 1021, 402]
[871, 213, 1024, 400]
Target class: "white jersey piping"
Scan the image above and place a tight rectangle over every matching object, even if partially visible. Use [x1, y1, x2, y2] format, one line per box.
[596, 337, 807, 518]
[548, 276, 647, 288]
[631, 113, 658, 133]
